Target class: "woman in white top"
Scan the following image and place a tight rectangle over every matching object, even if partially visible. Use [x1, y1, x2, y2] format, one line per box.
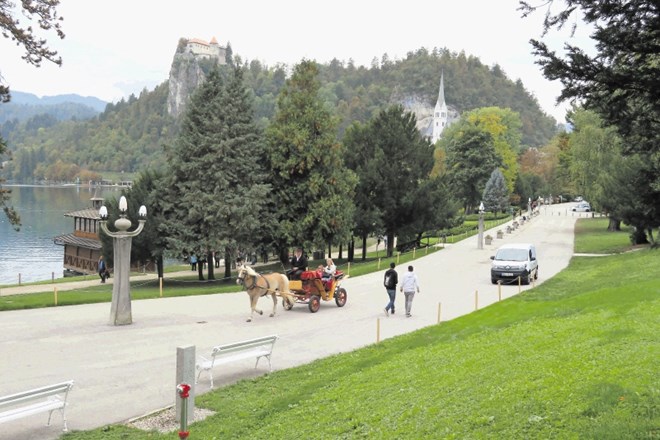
[323, 258, 336, 278]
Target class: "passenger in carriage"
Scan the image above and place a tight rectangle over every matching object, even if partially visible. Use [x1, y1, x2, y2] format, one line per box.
[322, 258, 336, 290]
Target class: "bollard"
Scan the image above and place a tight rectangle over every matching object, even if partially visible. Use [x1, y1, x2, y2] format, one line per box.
[52, 272, 55, 283]
[437, 302, 442, 324]
[498, 281, 502, 301]
[378, 258, 381, 270]
[475, 290, 479, 310]
[413, 247, 416, 259]
[159, 277, 163, 298]
[376, 318, 381, 343]
[397, 252, 400, 264]
[176, 383, 191, 439]
[176, 346, 195, 424]
[18, 273, 21, 286]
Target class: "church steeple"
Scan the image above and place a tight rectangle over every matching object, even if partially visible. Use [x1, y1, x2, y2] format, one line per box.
[437, 71, 446, 107]
[431, 71, 449, 144]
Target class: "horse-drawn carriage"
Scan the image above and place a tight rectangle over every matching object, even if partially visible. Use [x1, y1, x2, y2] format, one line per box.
[285, 269, 348, 313]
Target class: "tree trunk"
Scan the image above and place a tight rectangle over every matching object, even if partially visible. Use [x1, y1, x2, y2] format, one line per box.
[607, 217, 621, 231]
[348, 238, 354, 262]
[386, 232, 394, 257]
[197, 259, 204, 281]
[338, 243, 343, 260]
[224, 248, 232, 280]
[361, 233, 368, 261]
[327, 242, 332, 260]
[206, 250, 215, 280]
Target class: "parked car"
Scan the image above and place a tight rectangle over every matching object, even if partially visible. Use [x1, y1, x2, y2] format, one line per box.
[490, 243, 538, 285]
[572, 202, 591, 212]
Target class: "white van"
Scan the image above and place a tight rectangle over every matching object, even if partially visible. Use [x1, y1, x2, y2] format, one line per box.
[490, 243, 538, 285]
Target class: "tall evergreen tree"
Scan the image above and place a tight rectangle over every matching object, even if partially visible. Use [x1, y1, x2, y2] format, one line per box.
[161, 67, 272, 279]
[344, 105, 437, 257]
[482, 168, 509, 213]
[521, 0, 660, 227]
[266, 60, 356, 262]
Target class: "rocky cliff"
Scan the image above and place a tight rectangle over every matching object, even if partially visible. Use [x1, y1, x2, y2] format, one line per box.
[167, 53, 210, 118]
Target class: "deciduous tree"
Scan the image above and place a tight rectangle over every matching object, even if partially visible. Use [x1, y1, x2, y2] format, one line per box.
[441, 120, 502, 213]
[1, 0, 65, 229]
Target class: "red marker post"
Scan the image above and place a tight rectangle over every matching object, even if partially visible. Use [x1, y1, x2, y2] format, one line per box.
[177, 383, 191, 439]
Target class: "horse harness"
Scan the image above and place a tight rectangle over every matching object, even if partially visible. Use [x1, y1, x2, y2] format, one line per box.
[241, 272, 272, 297]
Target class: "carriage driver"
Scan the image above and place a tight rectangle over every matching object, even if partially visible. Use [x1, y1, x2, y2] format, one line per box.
[288, 247, 307, 280]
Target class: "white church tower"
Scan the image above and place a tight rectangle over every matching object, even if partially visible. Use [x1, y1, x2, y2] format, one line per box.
[431, 72, 449, 144]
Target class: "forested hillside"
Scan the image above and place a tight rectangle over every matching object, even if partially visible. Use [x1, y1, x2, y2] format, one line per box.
[1, 47, 558, 183]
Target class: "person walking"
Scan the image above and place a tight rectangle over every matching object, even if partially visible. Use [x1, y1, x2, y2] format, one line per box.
[400, 265, 420, 317]
[98, 255, 107, 284]
[383, 262, 398, 316]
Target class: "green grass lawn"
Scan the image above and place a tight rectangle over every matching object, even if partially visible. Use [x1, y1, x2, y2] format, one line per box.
[574, 217, 634, 254]
[61, 247, 660, 438]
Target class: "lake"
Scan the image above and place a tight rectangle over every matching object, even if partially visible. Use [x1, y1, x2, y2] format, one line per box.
[0, 185, 124, 285]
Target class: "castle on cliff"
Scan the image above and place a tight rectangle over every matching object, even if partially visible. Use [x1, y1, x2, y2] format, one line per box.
[184, 36, 227, 62]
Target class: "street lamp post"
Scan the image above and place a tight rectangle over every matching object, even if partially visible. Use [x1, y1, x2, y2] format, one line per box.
[99, 196, 147, 326]
[477, 201, 485, 250]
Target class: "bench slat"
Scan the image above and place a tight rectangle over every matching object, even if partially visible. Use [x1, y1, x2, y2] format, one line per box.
[0, 380, 74, 432]
[196, 335, 278, 388]
[0, 398, 64, 423]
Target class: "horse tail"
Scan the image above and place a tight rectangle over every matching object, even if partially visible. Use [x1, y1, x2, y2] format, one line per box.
[278, 274, 296, 305]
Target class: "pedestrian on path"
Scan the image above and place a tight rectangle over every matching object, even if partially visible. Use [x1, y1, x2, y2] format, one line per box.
[383, 262, 398, 316]
[400, 265, 420, 317]
[98, 256, 107, 283]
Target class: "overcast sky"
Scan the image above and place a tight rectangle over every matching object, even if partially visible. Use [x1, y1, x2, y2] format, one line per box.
[1, 0, 593, 122]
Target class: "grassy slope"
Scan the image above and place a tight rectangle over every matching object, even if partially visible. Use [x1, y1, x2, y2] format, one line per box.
[62, 222, 660, 439]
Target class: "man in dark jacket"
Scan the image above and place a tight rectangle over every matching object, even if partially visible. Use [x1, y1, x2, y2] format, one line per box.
[288, 247, 307, 280]
[383, 262, 398, 315]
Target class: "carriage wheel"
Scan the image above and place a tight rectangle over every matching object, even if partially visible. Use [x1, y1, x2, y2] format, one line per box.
[335, 288, 347, 307]
[308, 295, 321, 313]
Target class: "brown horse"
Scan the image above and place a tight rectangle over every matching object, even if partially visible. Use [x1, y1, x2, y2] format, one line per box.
[236, 264, 295, 322]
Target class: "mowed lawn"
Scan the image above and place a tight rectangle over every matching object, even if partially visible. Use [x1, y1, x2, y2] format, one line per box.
[62, 227, 659, 439]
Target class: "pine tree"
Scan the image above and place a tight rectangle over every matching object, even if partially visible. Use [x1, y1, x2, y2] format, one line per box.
[160, 66, 272, 279]
[482, 168, 509, 213]
[344, 105, 438, 257]
[266, 60, 357, 261]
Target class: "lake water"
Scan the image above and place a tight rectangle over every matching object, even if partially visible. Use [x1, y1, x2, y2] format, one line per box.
[0, 185, 124, 285]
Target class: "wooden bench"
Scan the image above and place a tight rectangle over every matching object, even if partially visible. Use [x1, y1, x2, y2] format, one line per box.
[196, 335, 278, 388]
[0, 380, 74, 432]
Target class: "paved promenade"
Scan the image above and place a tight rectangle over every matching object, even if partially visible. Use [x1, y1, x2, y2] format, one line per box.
[0, 204, 584, 439]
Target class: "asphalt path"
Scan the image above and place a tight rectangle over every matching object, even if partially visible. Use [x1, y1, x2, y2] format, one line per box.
[0, 203, 589, 439]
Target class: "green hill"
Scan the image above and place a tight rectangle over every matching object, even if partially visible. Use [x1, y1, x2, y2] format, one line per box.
[2, 48, 559, 183]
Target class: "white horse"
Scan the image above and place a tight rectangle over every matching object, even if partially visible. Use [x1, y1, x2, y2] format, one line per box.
[236, 264, 295, 322]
